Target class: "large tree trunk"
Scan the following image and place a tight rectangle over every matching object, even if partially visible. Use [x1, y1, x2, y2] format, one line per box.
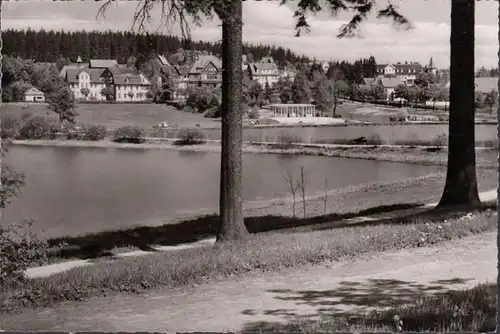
[437, 0, 480, 208]
[216, 0, 248, 243]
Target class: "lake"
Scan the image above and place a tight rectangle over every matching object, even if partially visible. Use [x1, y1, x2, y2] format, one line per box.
[154, 124, 496, 144]
[3, 145, 444, 238]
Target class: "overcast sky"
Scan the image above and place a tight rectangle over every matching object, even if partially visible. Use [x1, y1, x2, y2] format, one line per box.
[3, 0, 498, 69]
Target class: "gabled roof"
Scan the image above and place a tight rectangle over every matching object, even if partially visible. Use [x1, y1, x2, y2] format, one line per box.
[65, 68, 106, 84]
[393, 63, 423, 73]
[249, 62, 279, 73]
[89, 59, 118, 69]
[188, 55, 222, 74]
[60, 63, 89, 77]
[158, 54, 171, 66]
[24, 87, 45, 96]
[106, 67, 140, 76]
[379, 77, 404, 88]
[475, 77, 498, 93]
[113, 73, 152, 86]
[376, 63, 424, 74]
[260, 56, 275, 64]
[363, 78, 376, 86]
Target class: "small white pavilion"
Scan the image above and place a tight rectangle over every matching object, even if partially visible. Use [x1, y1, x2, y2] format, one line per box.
[266, 104, 316, 118]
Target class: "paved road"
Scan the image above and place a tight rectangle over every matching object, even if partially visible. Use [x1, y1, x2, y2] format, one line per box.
[3, 232, 496, 333]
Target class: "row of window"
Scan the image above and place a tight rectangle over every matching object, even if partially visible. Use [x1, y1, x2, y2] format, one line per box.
[78, 82, 104, 89]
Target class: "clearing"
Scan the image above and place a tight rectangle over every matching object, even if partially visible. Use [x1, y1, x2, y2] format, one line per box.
[1, 103, 219, 130]
[2, 231, 496, 332]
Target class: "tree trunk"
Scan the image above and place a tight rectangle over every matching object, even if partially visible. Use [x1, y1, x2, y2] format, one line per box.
[437, 0, 480, 208]
[216, 0, 248, 244]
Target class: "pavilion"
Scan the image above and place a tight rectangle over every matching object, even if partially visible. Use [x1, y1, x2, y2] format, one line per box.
[266, 104, 316, 118]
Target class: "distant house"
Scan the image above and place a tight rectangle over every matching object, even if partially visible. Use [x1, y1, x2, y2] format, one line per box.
[280, 67, 297, 81]
[320, 61, 330, 73]
[63, 56, 152, 102]
[376, 62, 424, 85]
[247, 57, 280, 87]
[363, 78, 376, 86]
[378, 77, 404, 100]
[103, 67, 152, 102]
[66, 68, 107, 101]
[169, 53, 223, 101]
[23, 87, 45, 103]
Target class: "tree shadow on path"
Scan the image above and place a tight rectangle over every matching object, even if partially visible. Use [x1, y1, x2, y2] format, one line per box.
[241, 277, 475, 332]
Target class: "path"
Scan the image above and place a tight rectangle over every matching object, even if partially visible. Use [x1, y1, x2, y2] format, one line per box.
[24, 189, 497, 279]
[3, 231, 496, 332]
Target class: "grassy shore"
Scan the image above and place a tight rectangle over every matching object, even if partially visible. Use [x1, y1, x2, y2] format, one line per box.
[0, 207, 496, 315]
[11, 139, 499, 169]
[264, 283, 496, 333]
[38, 166, 497, 263]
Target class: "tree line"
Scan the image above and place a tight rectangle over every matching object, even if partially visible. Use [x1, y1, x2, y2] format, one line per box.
[1, 28, 311, 67]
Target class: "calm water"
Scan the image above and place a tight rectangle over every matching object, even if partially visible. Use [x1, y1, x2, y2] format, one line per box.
[155, 124, 496, 144]
[3, 146, 444, 238]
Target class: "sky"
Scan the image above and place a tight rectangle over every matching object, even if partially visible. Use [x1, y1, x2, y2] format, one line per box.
[2, 0, 499, 69]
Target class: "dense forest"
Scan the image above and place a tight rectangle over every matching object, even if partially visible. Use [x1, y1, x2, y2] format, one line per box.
[1, 28, 312, 66]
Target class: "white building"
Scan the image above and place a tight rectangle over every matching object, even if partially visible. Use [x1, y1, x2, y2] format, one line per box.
[65, 68, 107, 101]
[23, 87, 45, 103]
[65, 63, 152, 102]
[247, 57, 280, 87]
[375, 62, 424, 86]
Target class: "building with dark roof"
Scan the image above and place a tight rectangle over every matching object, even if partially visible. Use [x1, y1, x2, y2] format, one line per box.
[376, 61, 424, 85]
[247, 57, 280, 87]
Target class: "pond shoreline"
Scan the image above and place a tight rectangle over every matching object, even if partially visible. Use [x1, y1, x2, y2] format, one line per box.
[11, 139, 498, 169]
[186, 120, 498, 130]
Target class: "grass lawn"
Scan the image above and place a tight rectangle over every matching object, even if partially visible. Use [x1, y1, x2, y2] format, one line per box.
[1, 103, 219, 130]
[268, 283, 496, 333]
[0, 207, 496, 315]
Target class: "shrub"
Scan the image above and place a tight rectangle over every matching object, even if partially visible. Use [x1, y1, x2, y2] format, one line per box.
[248, 107, 260, 120]
[84, 124, 108, 141]
[112, 125, 146, 144]
[1, 114, 22, 140]
[275, 133, 303, 149]
[62, 123, 84, 140]
[175, 127, 206, 145]
[433, 132, 448, 148]
[18, 116, 58, 140]
[0, 219, 48, 288]
[203, 105, 221, 118]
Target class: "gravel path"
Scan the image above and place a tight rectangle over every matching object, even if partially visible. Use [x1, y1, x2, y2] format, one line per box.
[3, 231, 496, 333]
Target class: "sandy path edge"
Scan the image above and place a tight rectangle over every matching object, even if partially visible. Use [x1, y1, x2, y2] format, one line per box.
[2, 231, 496, 333]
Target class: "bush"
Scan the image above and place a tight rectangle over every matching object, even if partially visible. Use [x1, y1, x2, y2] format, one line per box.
[175, 127, 207, 145]
[433, 132, 448, 148]
[18, 116, 58, 140]
[112, 125, 145, 144]
[62, 123, 83, 140]
[0, 219, 48, 288]
[274, 133, 303, 149]
[84, 124, 108, 141]
[1, 114, 22, 140]
[248, 107, 260, 120]
[203, 105, 221, 119]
